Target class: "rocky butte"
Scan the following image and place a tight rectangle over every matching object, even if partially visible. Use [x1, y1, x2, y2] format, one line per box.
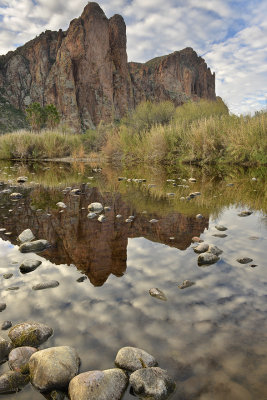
[0, 2, 216, 132]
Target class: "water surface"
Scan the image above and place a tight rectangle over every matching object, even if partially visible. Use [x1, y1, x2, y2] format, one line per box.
[0, 161, 266, 399]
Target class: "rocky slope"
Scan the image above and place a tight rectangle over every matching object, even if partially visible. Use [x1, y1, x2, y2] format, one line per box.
[0, 2, 215, 132]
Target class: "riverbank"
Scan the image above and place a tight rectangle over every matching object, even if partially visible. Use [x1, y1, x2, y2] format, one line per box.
[0, 99, 266, 165]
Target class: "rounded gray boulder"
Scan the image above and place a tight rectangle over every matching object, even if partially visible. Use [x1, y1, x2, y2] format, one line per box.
[29, 346, 80, 391]
[9, 346, 37, 373]
[115, 347, 158, 371]
[129, 367, 175, 400]
[19, 240, 50, 253]
[8, 322, 53, 347]
[69, 368, 128, 400]
[0, 371, 29, 394]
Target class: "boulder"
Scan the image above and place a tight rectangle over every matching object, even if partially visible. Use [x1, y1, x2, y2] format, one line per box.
[69, 369, 128, 400]
[8, 322, 53, 347]
[18, 229, 35, 243]
[19, 240, 50, 253]
[0, 371, 29, 394]
[198, 252, 220, 266]
[29, 346, 80, 391]
[129, 367, 175, 400]
[0, 336, 11, 363]
[32, 281, 59, 290]
[115, 347, 157, 371]
[9, 346, 37, 373]
[20, 259, 42, 274]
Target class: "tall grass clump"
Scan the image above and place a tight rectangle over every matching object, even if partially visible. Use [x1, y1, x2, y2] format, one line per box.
[0, 130, 82, 159]
[102, 98, 267, 165]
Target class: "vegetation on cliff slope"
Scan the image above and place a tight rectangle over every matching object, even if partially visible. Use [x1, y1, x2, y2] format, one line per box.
[0, 98, 266, 164]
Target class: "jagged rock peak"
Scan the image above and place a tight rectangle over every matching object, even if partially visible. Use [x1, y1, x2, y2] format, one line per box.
[0, 2, 216, 133]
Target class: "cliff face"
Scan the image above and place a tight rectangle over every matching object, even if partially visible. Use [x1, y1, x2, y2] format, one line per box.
[0, 2, 215, 132]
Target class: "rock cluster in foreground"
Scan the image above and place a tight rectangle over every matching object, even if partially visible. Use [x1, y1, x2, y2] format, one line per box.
[0, 322, 175, 399]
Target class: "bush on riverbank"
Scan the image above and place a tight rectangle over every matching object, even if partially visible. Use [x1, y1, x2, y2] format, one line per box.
[102, 99, 267, 164]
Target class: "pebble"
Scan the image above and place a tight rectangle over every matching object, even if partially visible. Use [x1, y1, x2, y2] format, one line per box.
[196, 214, 203, 219]
[238, 211, 253, 217]
[193, 242, 209, 253]
[0, 304, 6, 312]
[149, 219, 158, 223]
[149, 288, 167, 301]
[3, 273, 13, 279]
[56, 202, 67, 209]
[192, 236, 203, 243]
[215, 225, 227, 231]
[212, 233, 228, 238]
[98, 214, 106, 222]
[178, 280, 195, 289]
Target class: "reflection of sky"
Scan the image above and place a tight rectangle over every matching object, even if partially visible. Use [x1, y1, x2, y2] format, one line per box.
[0, 203, 266, 399]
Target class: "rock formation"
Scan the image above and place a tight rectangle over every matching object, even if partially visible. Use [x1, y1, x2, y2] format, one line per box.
[0, 2, 215, 132]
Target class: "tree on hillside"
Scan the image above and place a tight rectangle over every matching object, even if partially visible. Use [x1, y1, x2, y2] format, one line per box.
[26, 102, 45, 131]
[26, 103, 60, 131]
[44, 104, 60, 129]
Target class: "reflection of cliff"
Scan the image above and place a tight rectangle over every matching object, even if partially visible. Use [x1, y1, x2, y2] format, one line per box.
[0, 186, 208, 286]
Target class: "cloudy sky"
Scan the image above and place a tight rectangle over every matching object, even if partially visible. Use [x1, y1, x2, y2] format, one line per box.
[0, 0, 266, 115]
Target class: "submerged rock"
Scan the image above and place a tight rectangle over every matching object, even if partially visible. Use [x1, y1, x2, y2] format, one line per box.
[18, 229, 35, 243]
[32, 281, 59, 290]
[9, 346, 37, 373]
[88, 202, 103, 213]
[215, 225, 227, 231]
[0, 371, 29, 394]
[129, 367, 175, 400]
[0, 303, 6, 312]
[198, 252, 220, 266]
[149, 288, 167, 301]
[178, 280, 195, 289]
[29, 346, 80, 392]
[19, 240, 50, 253]
[8, 322, 53, 347]
[3, 273, 13, 279]
[69, 369, 128, 400]
[115, 347, 158, 372]
[237, 257, 253, 264]
[1, 321, 12, 330]
[208, 244, 223, 256]
[76, 276, 87, 283]
[193, 242, 209, 254]
[212, 233, 228, 238]
[20, 259, 42, 274]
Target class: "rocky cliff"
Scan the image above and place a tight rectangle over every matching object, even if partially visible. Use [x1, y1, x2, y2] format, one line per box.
[0, 2, 215, 132]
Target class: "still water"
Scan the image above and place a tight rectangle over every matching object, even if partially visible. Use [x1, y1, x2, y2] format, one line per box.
[0, 161, 266, 399]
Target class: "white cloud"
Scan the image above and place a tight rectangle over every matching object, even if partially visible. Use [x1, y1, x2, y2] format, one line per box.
[0, 0, 266, 114]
